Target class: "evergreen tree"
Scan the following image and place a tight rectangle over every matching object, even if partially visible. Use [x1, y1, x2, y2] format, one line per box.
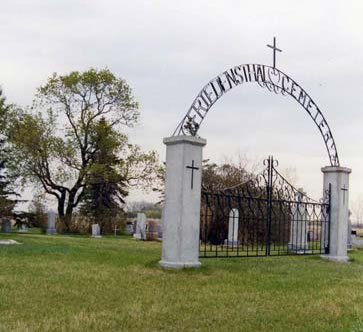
[80, 118, 128, 233]
[0, 90, 17, 217]
[0, 151, 16, 217]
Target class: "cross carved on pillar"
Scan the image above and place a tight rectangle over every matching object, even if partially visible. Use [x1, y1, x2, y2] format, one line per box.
[341, 184, 348, 205]
[186, 160, 199, 189]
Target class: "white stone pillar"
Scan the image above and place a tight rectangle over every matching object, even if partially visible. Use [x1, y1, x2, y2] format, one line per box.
[159, 136, 206, 269]
[321, 166, 352, 262]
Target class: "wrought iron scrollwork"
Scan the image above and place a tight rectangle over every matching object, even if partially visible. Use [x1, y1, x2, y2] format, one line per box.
[173, 64, 340, 167]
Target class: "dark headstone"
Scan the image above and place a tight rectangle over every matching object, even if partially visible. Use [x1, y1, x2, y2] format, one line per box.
[1, 220, 11, 233]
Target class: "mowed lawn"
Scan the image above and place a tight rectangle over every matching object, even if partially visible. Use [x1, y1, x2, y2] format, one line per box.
[1, 233, 363, 332]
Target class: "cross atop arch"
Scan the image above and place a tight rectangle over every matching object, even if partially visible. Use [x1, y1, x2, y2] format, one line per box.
[267, 37, 282, 68]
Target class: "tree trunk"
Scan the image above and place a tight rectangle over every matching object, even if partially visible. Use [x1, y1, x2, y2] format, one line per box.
[56, 184, 83, 233]
[64, 191, 77, 233]
[62, 213, 73, 233]
[57, 191, 73, 233]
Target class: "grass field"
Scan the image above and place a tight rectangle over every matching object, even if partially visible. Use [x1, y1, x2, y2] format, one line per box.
[1, 232, 363, 331]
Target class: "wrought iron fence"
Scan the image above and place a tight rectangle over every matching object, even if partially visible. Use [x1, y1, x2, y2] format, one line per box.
[199, 157, 330, 258]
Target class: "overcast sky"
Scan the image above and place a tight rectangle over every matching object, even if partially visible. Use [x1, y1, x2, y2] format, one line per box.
[1, 1, 362, 214]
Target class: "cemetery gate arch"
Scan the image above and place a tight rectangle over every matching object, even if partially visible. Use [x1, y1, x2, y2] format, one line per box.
[173, 64, 340, 167]
[160, 57, 350, 269]
[171, 64, 337, 258]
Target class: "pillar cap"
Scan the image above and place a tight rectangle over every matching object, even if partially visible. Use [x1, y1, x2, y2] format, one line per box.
[321, 166, 352, 174]
[163, 135, 206, 146]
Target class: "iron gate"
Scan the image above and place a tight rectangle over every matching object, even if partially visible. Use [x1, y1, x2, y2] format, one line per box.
[199, 157, 331, 258]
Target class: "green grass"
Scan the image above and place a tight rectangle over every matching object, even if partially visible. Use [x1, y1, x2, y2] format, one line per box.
[1, 233, 363, 331]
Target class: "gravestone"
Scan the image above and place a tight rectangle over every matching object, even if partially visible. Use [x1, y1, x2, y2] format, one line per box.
[47, 211, 57, 234]
[145, 219, 159, 240]
[17, 223, 28, 233]
[224, 208, 239, 246]
[288, 189, 308, 251]
[133, 213, 146, 240]
[1, 220, 11, 233]
[157, 224, 163, 240]
[124, 222, 134, 235]
[92, 224, 101, 237]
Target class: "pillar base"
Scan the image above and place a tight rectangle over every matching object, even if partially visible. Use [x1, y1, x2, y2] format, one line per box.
[320, 254, 349, 263]
[159, 260, 201, 269]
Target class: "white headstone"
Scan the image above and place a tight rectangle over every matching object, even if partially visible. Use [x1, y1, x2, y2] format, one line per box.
[92, 224, 101, 237]
[288, 189, 308, 251]
[47, 211, 57, 235]
[133, 213, 146, 240]
[17, 223, 28, 233]
[124, 223, 134, 235]
[224, 208, 239, 246]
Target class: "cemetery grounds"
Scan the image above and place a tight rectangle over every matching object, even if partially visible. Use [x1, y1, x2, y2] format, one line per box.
[1, 231, 363, 331]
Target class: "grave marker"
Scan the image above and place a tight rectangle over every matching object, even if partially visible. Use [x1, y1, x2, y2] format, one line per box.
[47, 210, 57, 235]
[288, 189, 308, 251]
[133, 213, 146, 240]
[124, 222, 134, 235]
[92, 224, 101, 237]
[17, 223, 28, 233]
[1, 220, 11, 233]
[224, 209, 239, 246]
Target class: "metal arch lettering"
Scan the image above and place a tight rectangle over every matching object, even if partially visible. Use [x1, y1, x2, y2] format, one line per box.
[173, 64, 340, 167]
